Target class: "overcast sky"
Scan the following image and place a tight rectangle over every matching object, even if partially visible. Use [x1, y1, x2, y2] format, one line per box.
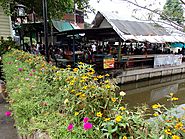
[85, 0, 166, 23]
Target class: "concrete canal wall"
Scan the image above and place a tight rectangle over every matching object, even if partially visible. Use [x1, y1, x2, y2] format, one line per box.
[115, 63, 185, 84]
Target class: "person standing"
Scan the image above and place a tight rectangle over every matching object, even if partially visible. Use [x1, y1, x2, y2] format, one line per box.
[91, 43, 97, 54]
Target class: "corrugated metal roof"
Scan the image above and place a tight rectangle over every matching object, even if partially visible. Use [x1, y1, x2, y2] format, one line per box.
[91, 11, 185, 43]
[110, 19, 169, 36]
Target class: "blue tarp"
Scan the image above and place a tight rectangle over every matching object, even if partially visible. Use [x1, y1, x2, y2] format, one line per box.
[170, 43, 185, 48]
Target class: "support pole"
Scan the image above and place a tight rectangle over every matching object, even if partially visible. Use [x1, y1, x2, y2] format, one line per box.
[118, 39, 122, 62]
[43, 0, 49, 62]
[36, 32, 39, 44]
[73, 34, 76, 66]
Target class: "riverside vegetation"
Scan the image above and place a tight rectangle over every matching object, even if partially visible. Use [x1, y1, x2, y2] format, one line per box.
[1, 47, 185, 139]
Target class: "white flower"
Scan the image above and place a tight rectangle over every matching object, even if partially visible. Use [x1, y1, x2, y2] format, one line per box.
[64, 99, 69, 104]
[120, 91, 126, 96]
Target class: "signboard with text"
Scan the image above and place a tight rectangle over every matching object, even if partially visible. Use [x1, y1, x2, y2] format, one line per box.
[103, 58, 115, 69]
[154, 54, 182, 68]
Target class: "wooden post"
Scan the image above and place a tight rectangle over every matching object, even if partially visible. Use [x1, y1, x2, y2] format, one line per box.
[30, 32, 32, 46]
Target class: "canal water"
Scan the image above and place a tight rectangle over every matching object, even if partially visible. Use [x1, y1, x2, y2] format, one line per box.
[119, 74, 185, 109]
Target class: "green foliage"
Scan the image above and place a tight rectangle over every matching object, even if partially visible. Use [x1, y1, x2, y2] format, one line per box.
[2, 49, 185, 139]
[161, 0, 184, 24]
[0, 0, 91, 19]
[0, 37, 19, 56]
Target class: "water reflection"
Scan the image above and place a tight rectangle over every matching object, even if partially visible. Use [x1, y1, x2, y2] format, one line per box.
[119, 74, 185, 108]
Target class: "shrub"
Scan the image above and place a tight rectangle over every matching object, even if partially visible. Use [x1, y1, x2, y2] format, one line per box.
[0, 38, 19, 56]
[2, 49, 185, 139]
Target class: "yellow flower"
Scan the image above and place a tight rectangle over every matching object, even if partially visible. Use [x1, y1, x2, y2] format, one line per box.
[105, 84, 111, 89]
[76, 92, 82, 96]
[115, 115, 122, 122]
[96, 112, 103, 117]
[120, 106, 126, 111]
[122, 136, 127, 139]
[73, 68, 78, 72]
[172, 135, 180, 139]
[80, 94, 86, 100]
[71, 90, 75, 93]
[67, 65, 71, 68]
[105, 74, 110, 77]
[81, 76, 88, 80]
[153, 112, 159, 117]
[104, 118, 111, 122]
[171, 97, 179, 101]
[105, 80, 109, 83]
[170, 93, 174, 96]
[41, 64, 45, 67]
[74, 112, 79, 116]
[111, 98, 116, 103]
[152, 103, 161, 109]
[80, 80, 85, 83]
[175, 122, 183, 129]
[94, 77, 98, 81]
[120, 91, 126, 96]
[88, 71, 95, 75]
[78, 62, 83, 65]
[97, 75, 104, 79]
[82, 86, 87, 90]
[164, 129, 172, 135]
[88, 67, 94, 72]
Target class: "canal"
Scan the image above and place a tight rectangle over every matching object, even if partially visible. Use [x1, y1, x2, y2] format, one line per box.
[119, 74, 185, 109]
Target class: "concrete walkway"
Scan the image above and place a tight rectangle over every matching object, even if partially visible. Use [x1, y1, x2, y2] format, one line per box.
[0, 62, 18, 139]
[0, 95, 18, 139]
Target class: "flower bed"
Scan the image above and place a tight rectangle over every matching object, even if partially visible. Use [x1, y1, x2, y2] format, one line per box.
[2, 49, 185, 139]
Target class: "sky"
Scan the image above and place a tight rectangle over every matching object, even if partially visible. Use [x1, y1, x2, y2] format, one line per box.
[84, 0, 166, 23]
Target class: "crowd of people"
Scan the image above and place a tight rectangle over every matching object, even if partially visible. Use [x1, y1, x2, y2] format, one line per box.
[22, 41, 185, 68]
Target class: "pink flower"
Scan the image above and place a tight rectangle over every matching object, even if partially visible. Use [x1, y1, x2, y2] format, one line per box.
[25, 78, 29, 80]
[67, 124, 74, 131]
[18, 68, 23, 71]
[83, 117, 89, 123]
[5, 111, 11, 117]
[29, 73, 33, 76]
[83, 122, 93, 130]
[32, 69, 36, 72]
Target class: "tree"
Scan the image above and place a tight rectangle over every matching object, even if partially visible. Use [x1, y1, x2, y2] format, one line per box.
[0, 0, 91, 19]
[161, 0, 184, 24]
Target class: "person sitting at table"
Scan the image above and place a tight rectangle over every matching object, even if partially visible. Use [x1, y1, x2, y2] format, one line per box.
[64, 48, 73, 60]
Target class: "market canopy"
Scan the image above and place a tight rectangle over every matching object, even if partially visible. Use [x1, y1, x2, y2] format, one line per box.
[52, 20, 80, 32]
[91, 11, 185, 43]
